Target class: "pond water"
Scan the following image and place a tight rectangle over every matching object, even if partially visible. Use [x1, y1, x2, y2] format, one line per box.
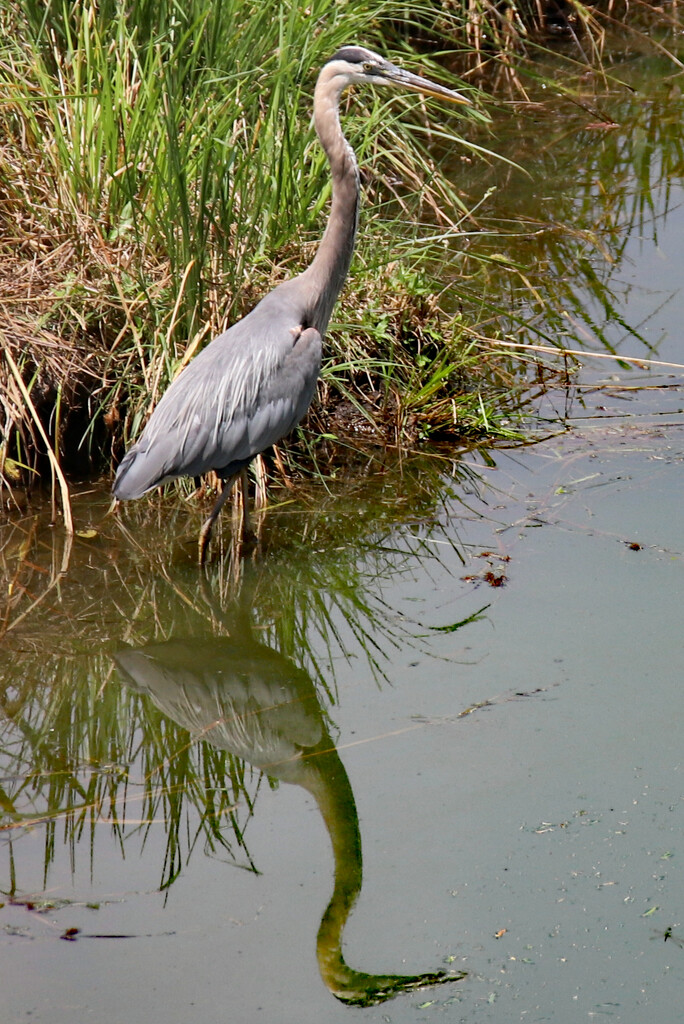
[2, 44, 684, 1024]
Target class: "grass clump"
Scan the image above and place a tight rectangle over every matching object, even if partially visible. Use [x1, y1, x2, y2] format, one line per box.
[0, 0, 492, 507]
[2, 0, 681, 515]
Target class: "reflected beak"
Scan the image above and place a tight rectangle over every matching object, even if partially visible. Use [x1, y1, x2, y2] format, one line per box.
[382, 65, 472, 107]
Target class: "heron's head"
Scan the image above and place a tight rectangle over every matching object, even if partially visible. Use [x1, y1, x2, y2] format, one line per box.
[321, 45, 471, 107]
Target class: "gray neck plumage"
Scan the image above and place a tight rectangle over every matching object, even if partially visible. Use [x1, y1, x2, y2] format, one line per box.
[301, 69, 360, 335]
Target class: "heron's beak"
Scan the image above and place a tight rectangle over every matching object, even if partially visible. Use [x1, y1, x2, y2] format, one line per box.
[383, 66, 472, 106]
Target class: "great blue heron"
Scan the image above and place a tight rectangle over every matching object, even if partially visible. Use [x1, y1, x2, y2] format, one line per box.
[112, 46, 471, 562]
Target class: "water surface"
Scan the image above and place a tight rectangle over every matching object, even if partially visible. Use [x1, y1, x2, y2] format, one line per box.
[2, 42, 684, 1024]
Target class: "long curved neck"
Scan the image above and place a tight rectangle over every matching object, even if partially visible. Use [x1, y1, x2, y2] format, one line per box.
[301, 68, 360, 335]
[300, 747, 463, 1007]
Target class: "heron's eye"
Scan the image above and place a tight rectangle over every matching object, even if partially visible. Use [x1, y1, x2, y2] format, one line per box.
[362, 61, 375, 74]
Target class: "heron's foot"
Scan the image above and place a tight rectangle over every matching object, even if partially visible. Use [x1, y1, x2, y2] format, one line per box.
[198, 472, 239, 565]
[241, 528, 259, 559]
[241, 509, 257, 544]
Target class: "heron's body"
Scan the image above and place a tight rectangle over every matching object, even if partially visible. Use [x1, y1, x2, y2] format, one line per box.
[112, 46, 469, 560]
[113, 283, 324, 498]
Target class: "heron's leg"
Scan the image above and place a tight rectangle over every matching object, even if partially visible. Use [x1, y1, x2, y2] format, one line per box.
[250, 458, 268, 550]
[239, 467, 253, 542]
[198, 473, 238, 565]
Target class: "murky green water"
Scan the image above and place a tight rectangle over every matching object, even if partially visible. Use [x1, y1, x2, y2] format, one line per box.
[2, 45, 684, 1024]
[450, 47, 684, 372]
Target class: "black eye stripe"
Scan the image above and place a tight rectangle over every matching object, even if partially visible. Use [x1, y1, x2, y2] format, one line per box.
[329, 45, 384, 70]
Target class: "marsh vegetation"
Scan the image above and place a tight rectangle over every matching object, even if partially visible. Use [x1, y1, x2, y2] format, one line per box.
[0, 0, 682, 517]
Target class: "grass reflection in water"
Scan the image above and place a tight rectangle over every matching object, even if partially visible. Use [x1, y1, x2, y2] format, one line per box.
[0, 451, 482, 1005]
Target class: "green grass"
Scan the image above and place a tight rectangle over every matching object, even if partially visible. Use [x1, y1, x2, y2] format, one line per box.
[0, 454, 473, 887]
[0, 0, 494, 497]
[1, 0, 683, 510]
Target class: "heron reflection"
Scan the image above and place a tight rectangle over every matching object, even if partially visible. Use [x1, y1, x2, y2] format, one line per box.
[114, 632, 465, 1006]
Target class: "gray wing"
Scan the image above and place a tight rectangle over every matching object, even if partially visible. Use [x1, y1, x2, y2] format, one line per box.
[113, 288, 322, 499]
